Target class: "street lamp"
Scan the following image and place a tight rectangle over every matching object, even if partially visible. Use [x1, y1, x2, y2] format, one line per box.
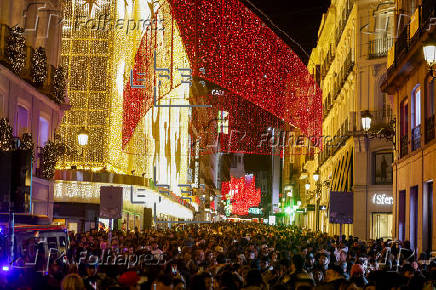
[313, 171, 319, 182]
[361, 110, 372, 132]
[305, 183, 310, 191]
[78, 127, 89, 146]
[423, 42, 436, 77]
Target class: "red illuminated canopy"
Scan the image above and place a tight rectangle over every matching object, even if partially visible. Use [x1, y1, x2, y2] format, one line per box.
[122, 0, 322, 150]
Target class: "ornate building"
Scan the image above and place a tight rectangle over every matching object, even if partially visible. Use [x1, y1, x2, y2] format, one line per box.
[382, 0, 436, 252]
[0, 0, 66, 221]
[307, 0, 395, 239]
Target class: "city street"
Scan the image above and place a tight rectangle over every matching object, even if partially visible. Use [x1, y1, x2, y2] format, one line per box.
[0, 0, 435, 289]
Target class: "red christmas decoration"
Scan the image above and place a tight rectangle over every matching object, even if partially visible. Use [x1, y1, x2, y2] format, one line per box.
[122, 0, 322, 152]
[221, 174, 262, 216]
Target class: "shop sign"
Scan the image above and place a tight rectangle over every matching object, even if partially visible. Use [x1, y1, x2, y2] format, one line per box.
[372, 194, 393, 205]
[248, 207, 262, 215]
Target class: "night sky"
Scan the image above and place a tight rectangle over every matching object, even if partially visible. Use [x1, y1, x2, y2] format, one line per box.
[245, 0, 331, 64]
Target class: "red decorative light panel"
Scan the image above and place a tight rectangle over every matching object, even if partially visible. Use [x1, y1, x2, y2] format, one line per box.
[221, 174, 262, 216]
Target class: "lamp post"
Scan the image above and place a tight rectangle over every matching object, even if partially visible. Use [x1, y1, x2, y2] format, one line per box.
[313, 171, 321, 231]
[358, 110, 396, 149]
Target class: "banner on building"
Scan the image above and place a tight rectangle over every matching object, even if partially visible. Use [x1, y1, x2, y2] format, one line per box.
[99, 186, 123, 219]
[329, 191, 353, 224]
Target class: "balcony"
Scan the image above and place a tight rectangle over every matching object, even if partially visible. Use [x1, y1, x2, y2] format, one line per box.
[332, 52, 354, 102]
[412, 126, 421, 151]
[400, 135, 408, 158]
[387, 0, 436, 75]
[335, 0, 355, 46]
[425, 115, 435, 143]
[368, 38, 393, 59]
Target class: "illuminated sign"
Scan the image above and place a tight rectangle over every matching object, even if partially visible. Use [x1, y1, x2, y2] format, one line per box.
[319, 205, 327, 210]
[248, 207, 262, 215]
[372, 194, 393, 205]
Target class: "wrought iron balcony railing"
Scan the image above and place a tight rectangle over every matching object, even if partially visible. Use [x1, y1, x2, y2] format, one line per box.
[368, 38, 393, 59]
[412, 125, 421, 151]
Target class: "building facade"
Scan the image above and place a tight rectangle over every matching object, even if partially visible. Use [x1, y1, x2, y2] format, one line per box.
[0, 0, 66, 221]
[307, 0, 395, 239]
[54, 0, 195, 232]
[382, 0, 436, 252]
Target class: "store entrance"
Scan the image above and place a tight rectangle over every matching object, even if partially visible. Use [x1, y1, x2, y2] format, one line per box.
[372, 213, 393, 240]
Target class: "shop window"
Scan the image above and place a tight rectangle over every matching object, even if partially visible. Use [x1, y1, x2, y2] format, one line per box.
[38, 116, 49, 147]
[372, 213, 393, 240]
[425, 78, 435, 143]
[411, 85, 421, 150]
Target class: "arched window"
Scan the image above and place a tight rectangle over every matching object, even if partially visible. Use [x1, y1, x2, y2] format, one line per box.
[411, 85, 421, 150]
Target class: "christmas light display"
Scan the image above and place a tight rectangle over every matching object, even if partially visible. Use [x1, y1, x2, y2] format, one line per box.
[221, 174, 261, 216]
[51, 66, 67, 104]
[31, 47, 48, 86]
[40, 138, 69, 180]
[122, 0, 322, 154]
[6, 26, 25, 75]
[0, 118, 14, 151]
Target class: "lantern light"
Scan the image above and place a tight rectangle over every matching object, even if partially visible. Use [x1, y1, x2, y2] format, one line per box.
[77, 127, 89, 146]
[423, 42, 436, 67]
[361, 110, 372, 132]
[313, 172, 319, 182]
[305, 183, 310, 190]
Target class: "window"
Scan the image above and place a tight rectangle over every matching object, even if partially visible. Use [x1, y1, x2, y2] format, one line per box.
[400, 99, 408, 157]
[412, 85, 421, 128]
[38, 116, 49, 147]
[16, 105, 29, 137]
[411, 85, 421, 150]
[398, 190, 406, 241]
[383, 94, 393, 120]
[374, 152, 393, 184]
[425, 78, 435, 143]
[410, 186, 418, 250]
[400, 98, 408, 136]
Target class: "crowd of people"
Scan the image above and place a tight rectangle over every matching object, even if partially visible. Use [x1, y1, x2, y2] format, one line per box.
[4, 222, 436, 289]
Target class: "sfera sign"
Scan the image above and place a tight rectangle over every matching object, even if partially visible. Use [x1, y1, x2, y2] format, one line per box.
[372, 194, 393, 205]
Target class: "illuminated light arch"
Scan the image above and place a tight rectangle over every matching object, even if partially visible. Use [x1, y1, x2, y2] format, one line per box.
[122, 0, 322, 153]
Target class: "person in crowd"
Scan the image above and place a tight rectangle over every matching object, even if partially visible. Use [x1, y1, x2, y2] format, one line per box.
[6, 222, 436, 289]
